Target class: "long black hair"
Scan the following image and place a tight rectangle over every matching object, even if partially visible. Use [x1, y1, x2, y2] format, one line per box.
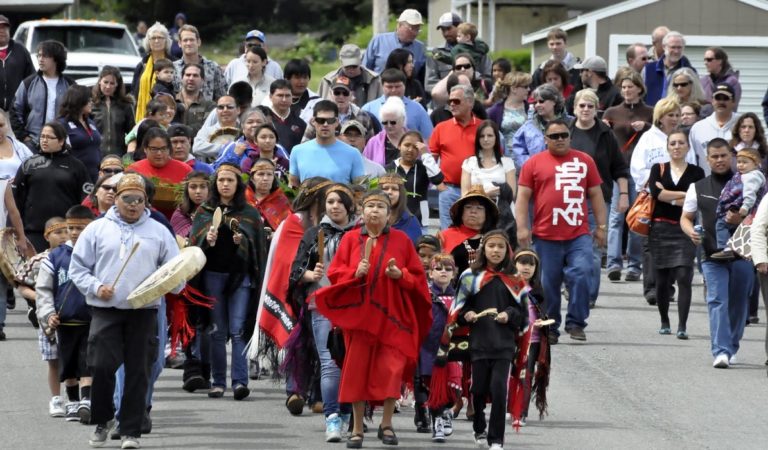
[474, 120, 503, 164]
[471, 229, 514, 273]
[180, 171, 211, 215]
[58, 85, 92, 122]
[210, 164, 247, 210]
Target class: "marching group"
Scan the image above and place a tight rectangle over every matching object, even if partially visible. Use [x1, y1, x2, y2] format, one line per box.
[0, 7, 767, 450]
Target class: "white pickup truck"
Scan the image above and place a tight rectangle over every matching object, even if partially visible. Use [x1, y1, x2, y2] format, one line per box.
[13, 19, 141, 87]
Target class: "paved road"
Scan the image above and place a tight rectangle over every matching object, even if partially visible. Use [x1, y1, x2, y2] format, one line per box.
[2, 274, 767, 449]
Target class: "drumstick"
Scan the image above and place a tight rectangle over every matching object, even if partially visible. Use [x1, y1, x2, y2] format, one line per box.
[210, 207, 223, 247]
[112, 242, 140, 288]
[316, 229, 325, 262]
[364, 237, 374, 261]
[475, 307, 499, 319]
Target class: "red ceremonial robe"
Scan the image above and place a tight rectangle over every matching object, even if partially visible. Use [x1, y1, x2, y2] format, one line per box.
[315, 226, 432, 402]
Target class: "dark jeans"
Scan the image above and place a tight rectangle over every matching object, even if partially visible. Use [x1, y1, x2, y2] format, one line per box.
[471, 358, 511, 446]
[87, 307, 157, 437]
[656, 266, 693, 330]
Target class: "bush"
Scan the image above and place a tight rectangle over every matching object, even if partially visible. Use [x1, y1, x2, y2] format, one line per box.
[491, 49, 532, 74]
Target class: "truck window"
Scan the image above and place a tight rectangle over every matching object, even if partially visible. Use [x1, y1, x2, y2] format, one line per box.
[30, 26, 137, 56]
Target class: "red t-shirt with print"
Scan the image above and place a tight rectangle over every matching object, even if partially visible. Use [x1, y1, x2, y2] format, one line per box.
[518, 149, 602, 241]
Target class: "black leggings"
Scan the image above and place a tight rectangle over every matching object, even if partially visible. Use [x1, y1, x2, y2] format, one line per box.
[471, 358, 511, 446]
[655, 265, 693, 330]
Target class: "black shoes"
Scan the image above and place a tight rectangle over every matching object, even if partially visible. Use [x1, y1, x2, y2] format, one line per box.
[378, 425, 398, 445]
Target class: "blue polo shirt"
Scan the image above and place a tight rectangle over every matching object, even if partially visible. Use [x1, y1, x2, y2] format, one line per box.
[362, 32, 426, 76]
[362, 95, 433, 140]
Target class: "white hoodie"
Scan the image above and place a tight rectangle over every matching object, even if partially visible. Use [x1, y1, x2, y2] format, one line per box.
[630, 125, 697, 191]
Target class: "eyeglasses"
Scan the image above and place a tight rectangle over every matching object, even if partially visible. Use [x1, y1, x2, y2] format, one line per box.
[146, 146, 168, 153]
[673, 82, 691, 88]
[546, 132, 570, 140]
[120, 194, 145, 205]
[577, 103, 595, 109]
[381, 120, 399, 126]
[454, 63, 472, 71]
[101, 168, 123, 175]
[333, 89, 350, 96]
[448, 98, 463, 106]
[39, 134, 58, 141]
[217, 104, 236, 110]
[704, 57, 716, 62]
[314, 117, 338, 125]
[100, 184, 117, 192]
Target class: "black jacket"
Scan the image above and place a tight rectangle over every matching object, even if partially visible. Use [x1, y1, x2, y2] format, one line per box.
[569, 119, 629, 202]
[0, 39, 35, 112]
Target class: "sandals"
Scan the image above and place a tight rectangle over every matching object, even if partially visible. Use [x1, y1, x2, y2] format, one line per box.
[378, 425, 398, 446]
[346, 432, 364, 449]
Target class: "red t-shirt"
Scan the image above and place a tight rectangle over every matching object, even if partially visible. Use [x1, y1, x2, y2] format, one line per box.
[518, 149, 602, 241]
[128, 158, 192, 183]
[429, 116, 480, 185]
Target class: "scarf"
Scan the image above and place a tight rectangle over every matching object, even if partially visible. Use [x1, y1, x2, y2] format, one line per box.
[246, 187, 293, 230]
[135, 56, 156, 122]
[439, 224, 482, 254]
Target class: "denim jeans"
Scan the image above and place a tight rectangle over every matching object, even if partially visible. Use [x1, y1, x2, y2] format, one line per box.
[114, 297, 167, 415]
[700, 259, 752, 358]
[607, 180, 642, 274]
[587, 204, 605, 303]
[206, 271, 252, 388]
[715, 217, 736, 250]
[438, 185, 462, 230]
[534, 234, 593, 333]
[311, 310, 350, 417]
[0, 277, 7, 331]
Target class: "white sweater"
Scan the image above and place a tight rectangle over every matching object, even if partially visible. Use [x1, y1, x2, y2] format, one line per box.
[630, 125, 696, 191]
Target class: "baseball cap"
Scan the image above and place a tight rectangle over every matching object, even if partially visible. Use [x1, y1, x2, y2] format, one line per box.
[713, 83, 735, 98]
[436, 12, 462, 29]
[341, 120, 366, 135]
[332, 76, 352, 92]
[0, 15, 10, 26]
[167, 123, 193, 139]
[398, 9, 423, 26]
[574, 56, 607, 72]
[245, 30, 266, 43]
[339, 44, 362, 67]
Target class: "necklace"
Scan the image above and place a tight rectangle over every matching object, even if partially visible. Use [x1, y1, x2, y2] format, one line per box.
[463, 235, 482, 265]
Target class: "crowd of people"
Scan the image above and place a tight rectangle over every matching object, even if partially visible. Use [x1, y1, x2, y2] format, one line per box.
[0, 9, 767, 450]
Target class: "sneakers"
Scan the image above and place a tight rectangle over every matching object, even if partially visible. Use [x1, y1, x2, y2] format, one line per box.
[568, 327, 587, 341]
[121, 436, 140, 449]
[729, 354, 738, 365]
[65, 401, 80, 421]
[432, 417, 446, 443]
[474, 431, 488, 446]
[49, 396, 66, 417]
[607, 269, 621, 281]
[442, 410, 453, 436]
[676, 330, 688, 340]
[341, 413, 351, 437]
[325, 413, 343, 443]
[625, 271, 641, 282]
[490, 444, 504, 449]
[713, 353, 730, 369]
[78, 399, 92, 424]
[89, 420, 115, 447]
[27, 305, 40, 328]
[248, 359, 260, 380]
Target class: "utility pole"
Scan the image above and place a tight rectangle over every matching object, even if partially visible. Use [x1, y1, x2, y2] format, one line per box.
[372, 0, 389, 35]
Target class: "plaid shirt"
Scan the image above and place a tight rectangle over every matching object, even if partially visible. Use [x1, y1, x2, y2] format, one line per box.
[173, 55, 227, 102]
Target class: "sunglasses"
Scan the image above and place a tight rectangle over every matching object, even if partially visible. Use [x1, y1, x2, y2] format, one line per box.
[448, 98, 463, 106]
[217, 104, 236, 110]
[546, 132, 570, 140]
[314, 117, 338, 125]
[454, 63, 472, 71]
[714, 94, 732, 101]
[577, 103, 595, 109]
[673, 82, 691, 88]
[432, 266, 455, 272]
[100, 184, 117, 192]
[101, 167, 123, 175]
[382, 120, 399, 126]
[333, 89, 350, 96]
[120, 194, 145, 205]
[704, 57, 716, 62]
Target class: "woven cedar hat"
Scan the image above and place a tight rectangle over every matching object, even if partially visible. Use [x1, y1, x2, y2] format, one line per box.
[449, 185, 499, 227]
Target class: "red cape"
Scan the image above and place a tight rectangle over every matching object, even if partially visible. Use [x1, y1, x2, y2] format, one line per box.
[439, 224, 481, 254]
[258, 213, 305, 347]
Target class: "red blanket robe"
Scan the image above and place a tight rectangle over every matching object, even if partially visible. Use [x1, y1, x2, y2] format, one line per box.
[315, 226, 432, 402]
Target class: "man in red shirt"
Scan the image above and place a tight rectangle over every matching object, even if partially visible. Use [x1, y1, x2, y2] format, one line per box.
[429, 84, 480, 229]
[515, 120, 607, 343]
[128, 128, 192, 218]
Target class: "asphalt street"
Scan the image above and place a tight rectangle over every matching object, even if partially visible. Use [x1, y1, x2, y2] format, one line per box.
[2, 273, 767, 449]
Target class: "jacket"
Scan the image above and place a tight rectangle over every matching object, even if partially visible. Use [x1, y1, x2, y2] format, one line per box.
[566, 79, 622, 118]
[317, 67, 383, 108]
[36, 242, 90, 325]
[700, 69, 741, 109]
[11, 72, 76, 148]
[69, 207, 181, 309]
[568, 119, 630, 201]
[0, 39, 35, 112]
[92, 98, 135, 156]
[511, 113, 573, 170]
[642, 55, 694, 106]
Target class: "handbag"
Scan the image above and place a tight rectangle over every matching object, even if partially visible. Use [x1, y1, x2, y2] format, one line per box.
[727, 215, 754, 260]
[327, 327, 346, 367]
[626, 164, 665, 236]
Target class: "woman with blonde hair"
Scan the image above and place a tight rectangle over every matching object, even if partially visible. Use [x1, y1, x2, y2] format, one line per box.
[665, 68, 711, 118]
[487, 72, 531, 155]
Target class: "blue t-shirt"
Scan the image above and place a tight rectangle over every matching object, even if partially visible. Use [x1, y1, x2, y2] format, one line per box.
[289, 139, 365, 184]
